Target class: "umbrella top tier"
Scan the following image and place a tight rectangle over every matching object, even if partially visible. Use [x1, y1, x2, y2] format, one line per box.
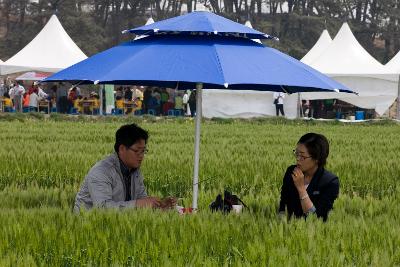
[124, 11, 276, 40]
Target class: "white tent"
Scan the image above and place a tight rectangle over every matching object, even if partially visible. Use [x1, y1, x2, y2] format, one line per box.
[386, 51, 400, 72]
[0, 15, 87, 75]
[244, 21, 262, 44]
[385, 51, 400, 119]
[146, 17, 155, 25]
[202, 90, 298, 119]
[134, 17, 155, 40]
[301, 23, 398, 115]
[301, 30, 332, 65]
[15, 71, 50, 81]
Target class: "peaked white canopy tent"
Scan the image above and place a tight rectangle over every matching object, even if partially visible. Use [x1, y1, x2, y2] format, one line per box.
[385, 51, 400, 119]
[386, 51, 400, 72]
[133, 17, 155, 40]
[301, 30, 332, 65]
[145, 17, 155, 25]
[301, 23, 398, 115]
[0, 15, 87, 75]
[244, 21, 262, 44]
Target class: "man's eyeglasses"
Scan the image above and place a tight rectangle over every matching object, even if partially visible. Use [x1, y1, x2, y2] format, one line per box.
[128, 147, 148, 156]
[292, 150, 312, 161]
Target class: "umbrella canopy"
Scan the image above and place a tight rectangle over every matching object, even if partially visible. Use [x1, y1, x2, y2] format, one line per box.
[15, 71, 51, 81]
[124, 11, 273, 40]
[44, 35, 351, 94]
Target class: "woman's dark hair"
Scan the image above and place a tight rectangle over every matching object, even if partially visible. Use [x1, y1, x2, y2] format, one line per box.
[298, 133, 329, 167]
[114, 124, 149, 153]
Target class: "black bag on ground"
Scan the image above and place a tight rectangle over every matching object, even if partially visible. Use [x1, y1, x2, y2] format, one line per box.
[209, 190, 247, 213]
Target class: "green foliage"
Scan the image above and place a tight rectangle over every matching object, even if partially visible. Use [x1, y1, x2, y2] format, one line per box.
[0, 115, 399, 265]
[0, 1, 399, 61]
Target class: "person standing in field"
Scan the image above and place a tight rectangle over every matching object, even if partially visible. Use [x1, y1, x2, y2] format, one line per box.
[278, 133, 339, 221]
[182, 90, 189, 115]
[29, 88, 39, 112]
[74, 123, 176, 212]
[273, 92, 285, 117]
[188, 89, 196, 117]
[0, 79, 5, 97]
[11, 81, 25, 112]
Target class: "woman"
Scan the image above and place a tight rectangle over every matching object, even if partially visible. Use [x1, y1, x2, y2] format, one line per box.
[278, 133, 339, 221]
[67, 87, 78, 113]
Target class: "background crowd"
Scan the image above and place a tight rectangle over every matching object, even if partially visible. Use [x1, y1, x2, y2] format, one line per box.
[0, 78, 197, 117]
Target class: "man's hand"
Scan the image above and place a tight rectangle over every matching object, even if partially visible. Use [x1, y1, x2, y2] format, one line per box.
[159, 196, 178, 210]
[135, 197, 161, 208]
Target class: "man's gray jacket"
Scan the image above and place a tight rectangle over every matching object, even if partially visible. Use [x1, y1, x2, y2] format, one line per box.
[74, 153, 147, 212]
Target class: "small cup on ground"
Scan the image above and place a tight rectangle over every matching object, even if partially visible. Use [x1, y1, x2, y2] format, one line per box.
[231, 205, 243, 214]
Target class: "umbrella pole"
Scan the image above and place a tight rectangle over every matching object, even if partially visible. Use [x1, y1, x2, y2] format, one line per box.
[192, 82, 202, 210]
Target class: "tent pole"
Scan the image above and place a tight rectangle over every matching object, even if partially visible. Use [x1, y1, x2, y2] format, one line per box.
[397, 75, 400, 120]
[99, 84, 103, 115]
[297, 93, 301, 118]
[192, 82, 202, 210]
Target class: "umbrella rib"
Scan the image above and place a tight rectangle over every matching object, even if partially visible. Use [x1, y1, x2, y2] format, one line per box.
[280, 85, 289, 94]
[211, 43, 227, 87]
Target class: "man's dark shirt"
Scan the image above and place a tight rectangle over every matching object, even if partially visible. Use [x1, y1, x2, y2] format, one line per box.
[119, 159, 134, 201]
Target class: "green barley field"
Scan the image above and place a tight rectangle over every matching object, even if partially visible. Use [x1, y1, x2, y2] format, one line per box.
[0, 114, 399, 266]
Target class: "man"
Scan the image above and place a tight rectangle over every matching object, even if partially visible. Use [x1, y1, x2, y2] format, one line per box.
[74, 123, 175, 211]
[132, 86, 144, 101]
[143, 87, 152, 113]
[0, 79, 5, 98]
[188, 89, 196, 117]
[182, 90, 189, 115]
[29, 88, 39, 112]
[273, 92, 285, 117]
[11, 81, 25, 112]
[33, 82, 48, 100]
[56, 83, 68, 113]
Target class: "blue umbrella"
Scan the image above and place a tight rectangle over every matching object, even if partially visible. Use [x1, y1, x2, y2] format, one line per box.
[124, 11, 274, 40]
[43, 12, 354, 210]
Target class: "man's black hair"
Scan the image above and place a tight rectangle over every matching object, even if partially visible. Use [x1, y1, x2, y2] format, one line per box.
[114, 123, 149, 153]
[298, 133, 329, 168]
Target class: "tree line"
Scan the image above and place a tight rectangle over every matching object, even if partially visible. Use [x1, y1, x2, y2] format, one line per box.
[0, 0, 399, 63]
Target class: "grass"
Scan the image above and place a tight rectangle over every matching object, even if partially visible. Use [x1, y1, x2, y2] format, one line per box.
[0, 114, 399, 266]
